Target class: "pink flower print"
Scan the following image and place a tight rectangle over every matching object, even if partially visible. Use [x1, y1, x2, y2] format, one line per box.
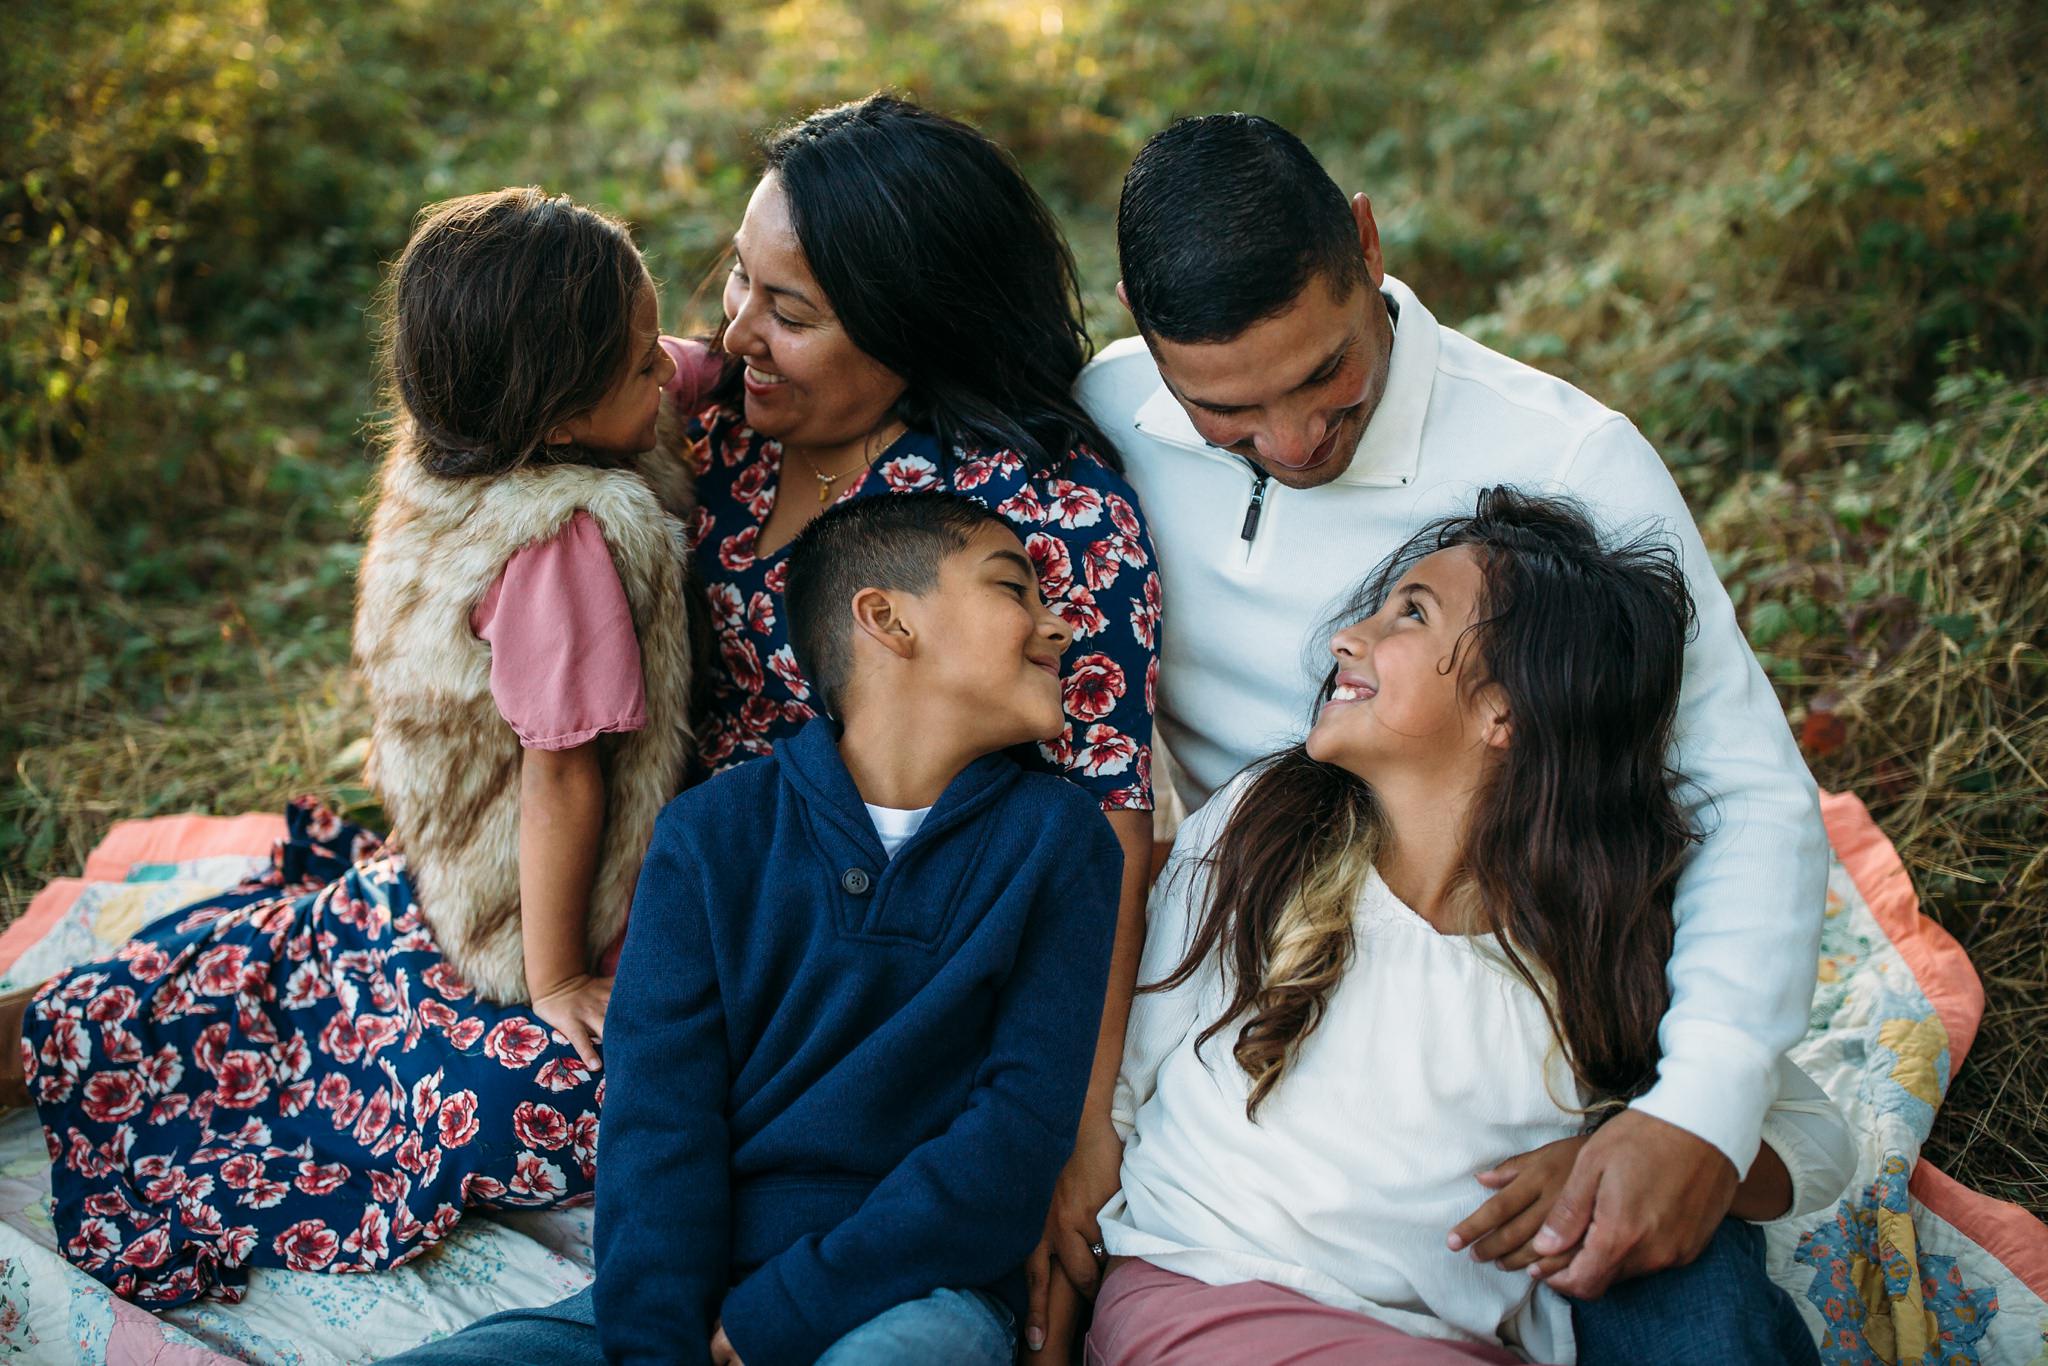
[484, 1017, 549, 1069]
[370, 1168, 411, 1205]
[84, 1190, 133, 1218]
[731, 460, 775, 518]
[781, 700, 817, 726]
[998, 485, 1047, 523]
[240, 1178, 290, 1210]
[85, 985, 138, 1023]
[769, 645, 810, 700]
[116, 1224, 172, 1269]
[1063, 653, 1127, 723]
[118, 941, 171, 983]
[686, 504, 714, 550]
[1078, 724, 1137, 778]
[1037, 722, 1075, 770]
[747, 590, 778, 635]
[67, 1218, 119, 1269]
[220, 1154, 265, 1190]
[876, 454, 939, 492]
[355, 1013, 401, 1061]
[718, 526, 761, 572]
[60, 971, 108, 1002]
[572, 1112, 600, 1178]
[193, 944, 250, 997]
[81, 1070, 147, 1123]
[1026, 532, 1074, 600]
[421, 961, 473, 1001]
[317, 1012, 363, 1064]
[353, 1087, 394, 1145]
[147, 1094, 189, 1124]
[437, 1089, 481, 1149]
[1145, 654, 1159, 713]
[274, 1219, 340, 1272]
[446, 1016, 485, 1049]
[315, 1073, 353, 1114]
[513, 1101, 571, 1150]
[706, 582, 746, 631]
[954, 449, 1024, 490]
[740, 696, 783, 737]
[277, 1031, 311, 1080]
[1107, 492, 1142, 539]
[295, 1160, 351, 1197]
[1045, 480, 1105, 529]
[462, 1173, 508, 1204]
[1082, 538, 1125, 593]
[721, 634, 765, 695]
[218, 1225, 259, 1263]
[343, 1205, 391, 1262]
[1131, 573, 1161, 651]
[99, 1023, 143, 1064]
[329, 1087, 363, 1130]
[508, 1151, 567, 1202]
[535, 1056, 591, 1093]
[416, 999, 458, 1032]
[278, 1078, 315, 1117]
[1052, 587, 1107, 639]
[281, 960, 326, 1010]
[38, 1017, 88, 1073]
[411, 1069, 443, 1122]
[178, 1197, 224, 1237]
[763, 559, 790, 594]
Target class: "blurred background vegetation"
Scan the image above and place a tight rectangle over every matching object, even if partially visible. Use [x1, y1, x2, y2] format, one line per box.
[3, 0, 2044, 1210]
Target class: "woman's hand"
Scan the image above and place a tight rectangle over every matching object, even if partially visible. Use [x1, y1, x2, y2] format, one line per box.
[1024, 1113, 1123, 1352]
[1449, 1134, 1588, 1274]
[530, 973, 612, 1070]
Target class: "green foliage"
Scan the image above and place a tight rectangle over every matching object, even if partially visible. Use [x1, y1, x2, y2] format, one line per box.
[2, 0, 2046, 1209]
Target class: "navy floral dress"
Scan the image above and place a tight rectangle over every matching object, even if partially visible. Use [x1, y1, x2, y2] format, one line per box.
[685, 404, 1160, 811]
[21, 802, 603, 1307]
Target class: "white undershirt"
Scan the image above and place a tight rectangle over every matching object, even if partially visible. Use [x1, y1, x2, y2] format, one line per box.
[863, 802, 932, 860]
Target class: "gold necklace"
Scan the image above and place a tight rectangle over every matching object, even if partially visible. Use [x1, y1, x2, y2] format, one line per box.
[802, 424, 902, 505]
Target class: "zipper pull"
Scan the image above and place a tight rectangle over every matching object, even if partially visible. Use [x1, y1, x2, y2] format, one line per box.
[1240, 469, 1270, 542]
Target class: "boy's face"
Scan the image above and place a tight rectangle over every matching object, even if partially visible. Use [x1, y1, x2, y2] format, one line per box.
[901, 521, 1072, 749]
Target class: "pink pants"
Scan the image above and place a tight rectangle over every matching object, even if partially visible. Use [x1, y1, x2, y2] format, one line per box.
[1084, 1260, 1525, 1366]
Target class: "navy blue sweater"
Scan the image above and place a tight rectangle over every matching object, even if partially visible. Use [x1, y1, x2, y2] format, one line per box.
[593, 718, 1123, 1366]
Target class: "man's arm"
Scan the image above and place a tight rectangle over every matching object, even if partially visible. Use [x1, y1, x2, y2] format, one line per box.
[717, 815, 1122, 1366]
[593, 805, 729, 1366]
[1534, 416, 1828, 1296]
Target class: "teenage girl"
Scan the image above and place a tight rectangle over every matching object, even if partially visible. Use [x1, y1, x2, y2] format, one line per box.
[1087, 488, 1852, 1364]
[1, 188, 697, 1305]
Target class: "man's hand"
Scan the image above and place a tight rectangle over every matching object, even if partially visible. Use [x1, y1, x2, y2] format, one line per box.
[1448, 1134, 1587, 1273]
[1531, 1109, 1738, 1299]
[710, 1320, 745, 1366]
[1024, 1115, 1123, 1350]
[530, 973, 612, 1070]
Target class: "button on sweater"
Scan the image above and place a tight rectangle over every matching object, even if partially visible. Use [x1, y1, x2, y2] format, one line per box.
[593, 717, 1124, 1366]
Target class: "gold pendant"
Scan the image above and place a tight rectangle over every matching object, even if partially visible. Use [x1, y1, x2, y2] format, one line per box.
[818, 481, 833, 506]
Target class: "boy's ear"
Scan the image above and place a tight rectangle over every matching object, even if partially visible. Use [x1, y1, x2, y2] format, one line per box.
[850, 587, 916, 661]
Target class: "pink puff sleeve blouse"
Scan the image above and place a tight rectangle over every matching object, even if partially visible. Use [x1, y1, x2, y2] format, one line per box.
[470, 510, 647, 750]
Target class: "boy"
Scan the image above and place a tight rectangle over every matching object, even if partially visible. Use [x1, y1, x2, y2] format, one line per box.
[392, 492, 1122, 1365]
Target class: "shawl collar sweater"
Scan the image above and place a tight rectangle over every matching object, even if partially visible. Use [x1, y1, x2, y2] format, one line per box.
[594, 718, 1122, 1366]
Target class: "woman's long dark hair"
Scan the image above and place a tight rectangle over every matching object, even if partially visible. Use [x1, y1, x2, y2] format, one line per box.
[381, 187, 647, 477]
[1155, 487, 1701, 1119]
[709, 94, 1121, 474]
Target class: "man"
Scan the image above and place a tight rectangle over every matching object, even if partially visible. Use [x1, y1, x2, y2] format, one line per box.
[1060, 113, 1827, 1362]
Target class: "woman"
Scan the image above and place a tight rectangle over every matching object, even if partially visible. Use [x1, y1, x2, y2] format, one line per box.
[667, 99, 1160, 1332]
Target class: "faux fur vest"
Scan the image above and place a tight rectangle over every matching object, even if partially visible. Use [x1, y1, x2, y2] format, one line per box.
[353, 415, 696, 1003]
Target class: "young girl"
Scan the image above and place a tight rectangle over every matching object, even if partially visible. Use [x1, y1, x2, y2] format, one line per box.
[1087, 489, 1853, 1364]
[0, 188, 697, 1306]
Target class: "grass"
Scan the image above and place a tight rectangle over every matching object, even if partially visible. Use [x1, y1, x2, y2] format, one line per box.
[3, 0, 2045, 1215]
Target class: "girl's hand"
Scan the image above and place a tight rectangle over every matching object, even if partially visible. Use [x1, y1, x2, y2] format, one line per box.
[710, 1320, 746, 1366]
[1024, 1114, 1123, 1351]
[530, 973, 612, 1070]
[1449, 1134, 1589, 1272]
[659, 335, 726, 411]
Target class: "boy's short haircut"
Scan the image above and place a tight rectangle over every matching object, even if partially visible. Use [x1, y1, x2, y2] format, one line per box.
[782, 492, 1010, 718]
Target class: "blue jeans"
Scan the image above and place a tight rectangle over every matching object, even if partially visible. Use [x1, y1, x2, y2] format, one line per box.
[378, 1282, 1016, 1365]
[1571, 1218, 1818, 1366]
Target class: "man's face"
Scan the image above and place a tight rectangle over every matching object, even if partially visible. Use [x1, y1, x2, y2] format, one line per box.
[1146, 273, 1395, 490]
